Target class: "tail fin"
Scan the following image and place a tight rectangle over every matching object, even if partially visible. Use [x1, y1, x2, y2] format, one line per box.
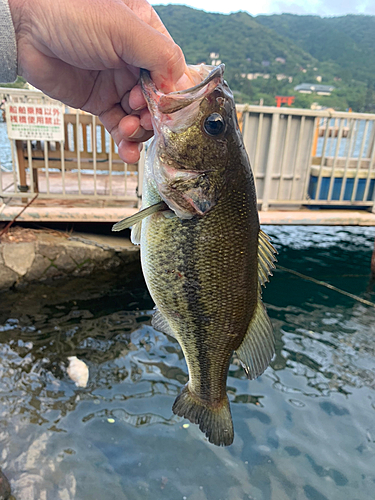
[172, 384, 234, 446]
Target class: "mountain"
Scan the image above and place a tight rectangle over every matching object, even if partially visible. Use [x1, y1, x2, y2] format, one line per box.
[255, 14, 375, 83]
[153, 5, 375, 111]
[154, 5, 316, 77]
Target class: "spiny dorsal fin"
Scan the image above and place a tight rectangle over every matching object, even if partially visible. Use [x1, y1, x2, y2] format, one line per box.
[152, 308, 176, 339]
[112, 201, 167, 232]
[235, 290, 275, 380]
[258, 229, 277, 287]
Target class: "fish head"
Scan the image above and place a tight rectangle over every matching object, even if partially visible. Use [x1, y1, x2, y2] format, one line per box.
[141, 64, 240, 218]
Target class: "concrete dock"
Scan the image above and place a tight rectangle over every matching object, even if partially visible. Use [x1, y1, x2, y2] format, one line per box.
[1, 200, 375, 225]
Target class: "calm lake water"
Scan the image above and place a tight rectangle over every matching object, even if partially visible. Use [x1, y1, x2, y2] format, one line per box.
[0, 121, 12, 171]
[1, 226, 375, 500]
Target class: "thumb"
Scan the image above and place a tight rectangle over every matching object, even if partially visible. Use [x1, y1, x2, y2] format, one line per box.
[112, 4, 188, 92]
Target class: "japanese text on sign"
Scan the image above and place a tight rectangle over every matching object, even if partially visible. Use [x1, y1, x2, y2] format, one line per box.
[5, 103, 65, 141]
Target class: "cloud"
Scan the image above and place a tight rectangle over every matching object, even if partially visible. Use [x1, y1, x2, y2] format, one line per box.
[151, 0, 375, 16]
[270, 0, 375, 16]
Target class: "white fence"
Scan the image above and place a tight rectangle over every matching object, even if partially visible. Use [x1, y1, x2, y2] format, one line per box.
[1, 88, 375, 212]
[239, 105, 375, 211]
[0, 88, 142, 207]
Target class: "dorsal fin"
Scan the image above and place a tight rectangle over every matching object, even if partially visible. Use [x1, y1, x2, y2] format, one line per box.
[258, 229, 277, 287]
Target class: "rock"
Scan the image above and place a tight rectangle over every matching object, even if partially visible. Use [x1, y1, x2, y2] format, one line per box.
[37, 241, 62, 261]
[0, 469, 11, 500]
[67, 356, 89, 387]
[63, 242, 90, 265]
[0, 227, 139, 291]
[26, 254, 51, 281]
[2, 242, 35, 276]
[53, 250, 78, 274]
[0, 264, 18, 290]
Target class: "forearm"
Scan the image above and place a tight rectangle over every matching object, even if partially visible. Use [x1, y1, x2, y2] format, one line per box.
[0, 0, 17, 82]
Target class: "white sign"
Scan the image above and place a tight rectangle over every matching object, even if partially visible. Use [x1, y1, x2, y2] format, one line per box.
[5, 103, 65, 141]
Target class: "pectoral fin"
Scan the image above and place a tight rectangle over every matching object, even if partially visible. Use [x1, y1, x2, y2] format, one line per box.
[235, 294, 275, 380]
[112, 201, 168, 232]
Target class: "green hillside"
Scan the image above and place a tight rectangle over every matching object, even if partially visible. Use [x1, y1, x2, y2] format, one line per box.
[154, 5, 375, 112]
[155, 6, 315, 70]
[256, 14, 375, 83]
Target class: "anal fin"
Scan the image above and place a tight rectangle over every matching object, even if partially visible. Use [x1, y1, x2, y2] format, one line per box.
[235, 291, 275, 380]
[172, 384, 234, 446]
[152, 307, 176, 339]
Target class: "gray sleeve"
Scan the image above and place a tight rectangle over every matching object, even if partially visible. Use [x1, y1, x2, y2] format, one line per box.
[0, 0, 17, 82]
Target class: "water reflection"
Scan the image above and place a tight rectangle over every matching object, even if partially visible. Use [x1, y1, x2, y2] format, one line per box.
[0, 226, 375, 499]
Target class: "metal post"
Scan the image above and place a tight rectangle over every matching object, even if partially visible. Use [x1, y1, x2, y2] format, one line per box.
[137, 145, 146, 207]
[44, 140, 50, 194]
[76, 111, 82, 195]
[109, 135, 113, 197]
[261, 113, 280, 211]
[92, 115, 97, 196]
[276, 114, 292, 200]
[16, 140, 27, 191]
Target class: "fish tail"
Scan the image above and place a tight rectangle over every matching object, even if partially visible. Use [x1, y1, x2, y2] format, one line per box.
[172, 384, 234, 446]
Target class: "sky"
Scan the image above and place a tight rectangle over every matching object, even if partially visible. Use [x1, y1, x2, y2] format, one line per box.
[150, 0, 375, 17]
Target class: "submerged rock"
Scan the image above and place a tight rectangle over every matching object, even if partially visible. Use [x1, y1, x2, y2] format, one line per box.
[67, 356, 89, 388]
[0, 469, 11, 500]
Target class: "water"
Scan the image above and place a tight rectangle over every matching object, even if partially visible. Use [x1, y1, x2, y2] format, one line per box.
[316, 119, 374, 159]
[1, 226, 375, 500]
[0, 122, 12, 171]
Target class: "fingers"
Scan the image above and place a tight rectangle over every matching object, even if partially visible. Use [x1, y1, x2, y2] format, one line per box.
[107, 3, 188, 93]
[128, 85, 146, 112]
[120, 2, 194, 93]
[118, 141, 142, 164]
[99, 107, 153, 163]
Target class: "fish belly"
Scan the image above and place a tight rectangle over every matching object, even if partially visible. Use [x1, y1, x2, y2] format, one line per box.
[141, 184, 259, 445]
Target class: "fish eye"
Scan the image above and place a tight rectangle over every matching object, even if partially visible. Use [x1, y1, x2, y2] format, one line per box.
[203, 113, 225, 137]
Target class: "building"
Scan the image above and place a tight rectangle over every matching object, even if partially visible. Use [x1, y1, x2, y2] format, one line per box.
[276, 74, 293, 82]
[294, 83, 335, 96]
[241, 73, 270, 80]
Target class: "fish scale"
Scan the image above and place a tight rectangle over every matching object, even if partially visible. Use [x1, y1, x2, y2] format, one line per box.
[113, 63, 276, 446]
[141, 168, 259, 437]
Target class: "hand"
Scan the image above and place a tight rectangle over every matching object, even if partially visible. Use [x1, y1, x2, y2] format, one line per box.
[8, 0, 192, 163]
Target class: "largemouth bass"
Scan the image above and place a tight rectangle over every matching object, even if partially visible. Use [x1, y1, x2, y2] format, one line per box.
[113, 64, 276, 446]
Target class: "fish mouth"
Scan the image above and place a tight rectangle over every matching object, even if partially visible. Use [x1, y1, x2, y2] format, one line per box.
[140, 64, 225, 115]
